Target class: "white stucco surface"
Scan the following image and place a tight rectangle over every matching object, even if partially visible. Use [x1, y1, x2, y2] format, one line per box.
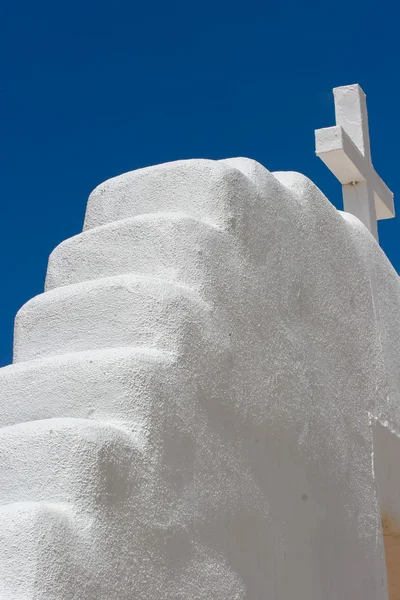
[1, 157, 400, 599]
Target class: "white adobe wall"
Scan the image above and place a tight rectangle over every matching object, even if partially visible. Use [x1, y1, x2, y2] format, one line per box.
[0, 157, 399, 599]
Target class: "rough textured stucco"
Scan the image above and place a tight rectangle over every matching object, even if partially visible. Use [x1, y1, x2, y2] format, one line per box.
[1, 157, 400, 599]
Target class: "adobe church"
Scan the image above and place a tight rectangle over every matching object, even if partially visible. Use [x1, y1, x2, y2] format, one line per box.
[0, 86, 399, 599]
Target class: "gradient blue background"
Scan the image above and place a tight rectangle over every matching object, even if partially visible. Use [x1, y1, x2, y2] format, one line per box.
[1, 0, 399, 367]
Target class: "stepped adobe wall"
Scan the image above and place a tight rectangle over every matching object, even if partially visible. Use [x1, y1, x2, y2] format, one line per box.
[1, 158, 400, 599]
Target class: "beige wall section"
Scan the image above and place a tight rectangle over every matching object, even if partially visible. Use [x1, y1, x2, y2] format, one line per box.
[382, 515, 400, 600]
[374, 421, 400, 600]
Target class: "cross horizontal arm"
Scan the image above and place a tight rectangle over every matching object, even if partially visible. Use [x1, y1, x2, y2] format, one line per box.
[373, 175, 395, 220]
[316, 126, 365, 184]
[315, 126, 394, 220]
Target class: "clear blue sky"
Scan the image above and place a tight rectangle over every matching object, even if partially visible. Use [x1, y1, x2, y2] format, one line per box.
[1, 0, 399, 367]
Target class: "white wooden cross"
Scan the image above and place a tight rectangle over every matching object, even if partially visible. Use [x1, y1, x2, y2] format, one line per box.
[315, 84, 395, 241]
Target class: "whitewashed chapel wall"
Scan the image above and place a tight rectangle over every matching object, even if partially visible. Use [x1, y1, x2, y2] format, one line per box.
[0, 158, 399, 600]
